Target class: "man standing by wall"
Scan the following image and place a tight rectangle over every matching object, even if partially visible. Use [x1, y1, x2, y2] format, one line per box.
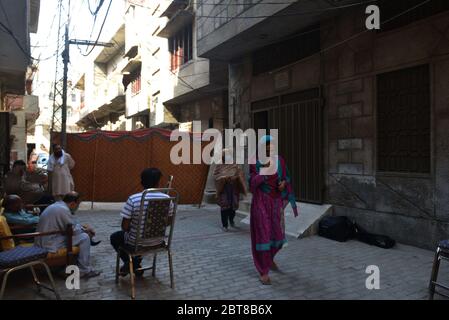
[47, 144, 75, 200]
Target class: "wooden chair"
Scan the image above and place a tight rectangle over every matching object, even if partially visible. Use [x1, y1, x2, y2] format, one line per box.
[0, 196, 77, 268]
[0, 216, 77, 268]
[429, 240, 449, 299]
[115, 188, 179, 299]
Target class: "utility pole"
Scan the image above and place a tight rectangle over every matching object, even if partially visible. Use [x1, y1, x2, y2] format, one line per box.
[59, 25, 113, 149]
[61, 25, 69, 149]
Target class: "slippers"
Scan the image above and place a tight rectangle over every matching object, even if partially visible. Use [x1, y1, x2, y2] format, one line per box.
[260, 275, 272, 285]
[270, 262, 280, 272]
[119, 265, 130, 277]
[81, 270, 101, 279]
[120, 264, 144, 277]
[90, 240, 102, 246]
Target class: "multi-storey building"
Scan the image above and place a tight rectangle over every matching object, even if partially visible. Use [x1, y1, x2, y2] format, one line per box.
[119, 0, 180, 130]
[197, 0, 449, 249]
[70, 0, 229, 133]
[0, 0, 41, 175]
[75, 24, 130, 131]
[151, 0, 229, 131]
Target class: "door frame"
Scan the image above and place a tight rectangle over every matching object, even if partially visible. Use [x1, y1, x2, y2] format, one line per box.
[250, 88, 324, 204]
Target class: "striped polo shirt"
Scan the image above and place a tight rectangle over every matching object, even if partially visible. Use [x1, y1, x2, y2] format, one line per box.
[120, 191, 170, 246]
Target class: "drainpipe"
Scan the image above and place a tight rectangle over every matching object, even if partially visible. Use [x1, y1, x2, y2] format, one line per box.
[319, 27, 326, 204]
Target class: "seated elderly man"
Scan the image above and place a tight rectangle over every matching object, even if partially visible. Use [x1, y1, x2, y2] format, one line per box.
[35, 192, 101, 279]
[2, 194, 39, 234]
[4, 160, 54, 209]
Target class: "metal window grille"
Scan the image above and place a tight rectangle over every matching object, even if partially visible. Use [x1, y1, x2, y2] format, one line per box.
[377, 65, 431, 173]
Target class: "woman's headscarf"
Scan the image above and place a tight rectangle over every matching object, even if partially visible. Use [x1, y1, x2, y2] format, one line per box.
[213, 149, 247, 196]
[254, 136, 299, 217]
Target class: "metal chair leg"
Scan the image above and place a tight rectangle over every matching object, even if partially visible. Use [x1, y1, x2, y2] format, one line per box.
[152, 254, 157, 277]
[115, 251, 120, 284]
[41, 262, 61, 300]
[168, 251, 174, 289]
[128, 255, 136, 300]
[429, 248, 441, 300]
[29, 266, 41, 293]
[0, 269, 13, 300]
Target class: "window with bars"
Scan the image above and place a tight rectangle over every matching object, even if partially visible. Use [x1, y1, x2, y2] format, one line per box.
[377, 65, 431, 174]
[169, 23, 193, 71]
[80, 92, 85, 109]
[131, 74, 141, 96]
[379, 0, 449, 32]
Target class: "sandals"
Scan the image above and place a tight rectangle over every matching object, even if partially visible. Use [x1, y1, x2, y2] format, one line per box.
[90, 239, 102, 246]
[119, 264, 144, 277]
[270, 262, 280, 272]
[260, 275, 272, 285]
[119, 265, 130, 277]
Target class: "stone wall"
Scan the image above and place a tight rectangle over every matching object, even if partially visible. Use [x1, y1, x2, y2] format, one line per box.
[323, 9, 449, 249]
[168, 92, 228, 131]
[228, 8, 449, 249]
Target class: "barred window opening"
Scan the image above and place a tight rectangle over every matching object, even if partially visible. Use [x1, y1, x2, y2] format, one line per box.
[377, 65, 431, 174]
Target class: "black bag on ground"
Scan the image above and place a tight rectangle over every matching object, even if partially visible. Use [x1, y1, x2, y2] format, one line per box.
[318, 216, 356, 242]
[354, 224, 396, 249]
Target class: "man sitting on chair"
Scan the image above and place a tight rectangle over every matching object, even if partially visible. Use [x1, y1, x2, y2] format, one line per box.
[2, 194, 39, 234]
[110, 168, 170, 277]
[35, 192, 101, 279]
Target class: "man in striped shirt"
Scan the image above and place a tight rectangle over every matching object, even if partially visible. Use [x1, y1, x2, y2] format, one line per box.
[110, 168, 169, 277]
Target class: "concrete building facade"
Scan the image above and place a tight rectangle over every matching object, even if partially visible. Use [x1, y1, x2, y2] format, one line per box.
[75, 24, 131, 131]
[197, 0, 449, 249]
[0, 0, 41, 177]
[140, 0, 228, 132]
[65, 0, 229, 133]
[118, 0, 188, 130]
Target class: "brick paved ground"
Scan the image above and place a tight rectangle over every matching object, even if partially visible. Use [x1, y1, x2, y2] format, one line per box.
[2, 205, 448, 300]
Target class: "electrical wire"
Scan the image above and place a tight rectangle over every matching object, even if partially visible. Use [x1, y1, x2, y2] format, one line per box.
[88, 0, 105, 16]
[68, 0, 435, 123]
[0, 20, 32, 60]
[131, 0, 378, 18]
[79, 0, 113, 57]
[197, 0, 379, 19]
[226, 0, 433, 92]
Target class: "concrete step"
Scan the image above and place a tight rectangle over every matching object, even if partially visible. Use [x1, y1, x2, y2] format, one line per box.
[203, 191, 217, 204]
[236, 195, 333, 239]
[79, 202, 124, 211]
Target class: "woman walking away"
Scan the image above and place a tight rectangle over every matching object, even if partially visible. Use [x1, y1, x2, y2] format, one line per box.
[249, 135, 298, 285]
[213, 149, 247, 232]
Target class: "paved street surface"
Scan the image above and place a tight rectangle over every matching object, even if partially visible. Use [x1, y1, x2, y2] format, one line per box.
[2, 205, 448, 300]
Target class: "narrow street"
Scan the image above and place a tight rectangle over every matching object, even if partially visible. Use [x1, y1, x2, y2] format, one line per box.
[1, 0, 449, 303]
[3, 205, 445, 300]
